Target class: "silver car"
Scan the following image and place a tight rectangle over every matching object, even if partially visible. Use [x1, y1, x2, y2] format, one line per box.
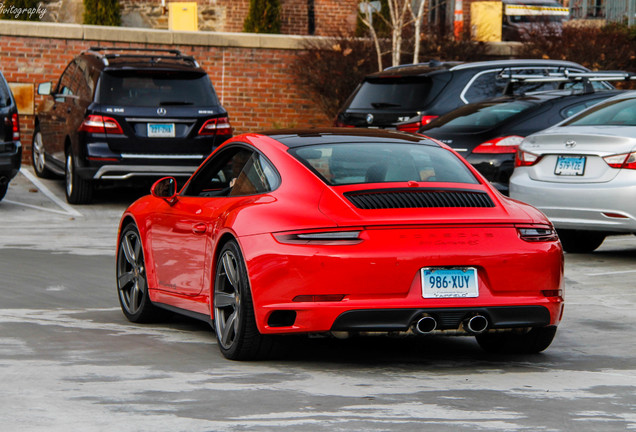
[510, 91, 636, 253]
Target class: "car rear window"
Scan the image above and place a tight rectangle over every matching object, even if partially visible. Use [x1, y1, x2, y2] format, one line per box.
[290, 143, 479, 186]
[424, 100, 533, 132]
[96, 71, 219, 107]
[0, 79, 9, 108]
[561, 97, 636, 126]
[348, 77, 433, 111]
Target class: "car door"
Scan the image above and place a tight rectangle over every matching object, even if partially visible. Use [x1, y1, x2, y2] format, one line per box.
[39, 60, 81, 166]
[148, 145, 274, 296]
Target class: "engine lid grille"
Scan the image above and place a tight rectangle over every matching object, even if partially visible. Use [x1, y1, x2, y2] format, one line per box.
[344, 188, 495, 210]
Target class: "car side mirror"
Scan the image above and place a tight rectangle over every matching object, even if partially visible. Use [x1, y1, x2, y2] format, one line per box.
[151, 177, 178, 205]
[37, 82, 53, 96]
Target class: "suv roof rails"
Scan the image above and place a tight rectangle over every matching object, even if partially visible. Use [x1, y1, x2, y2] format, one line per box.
[383, 60, 448, 71]
[86, 46, 199, 67]
[500, 70, 635, 95]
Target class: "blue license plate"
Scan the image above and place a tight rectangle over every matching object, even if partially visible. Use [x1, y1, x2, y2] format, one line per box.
[421, 268, 479, 298]
[555, 155, 586, 176]
[148, 123, 175, 138]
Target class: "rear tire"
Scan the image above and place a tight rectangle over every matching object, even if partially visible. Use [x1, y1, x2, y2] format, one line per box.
[213, 240, 274, 360]
[476, 326, 557, 354]
[557, 229, 605, 253]
[65, 151, 93, 204]
[0, 183, 7, 201]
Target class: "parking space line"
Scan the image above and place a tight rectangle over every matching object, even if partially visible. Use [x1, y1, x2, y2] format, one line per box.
[19, 168, 83, 217]
[3, 199, 81, 216]
[586, 270, 636, 276]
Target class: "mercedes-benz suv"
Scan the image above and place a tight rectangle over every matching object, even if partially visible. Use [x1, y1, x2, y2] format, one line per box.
[33, 47, 232, 204]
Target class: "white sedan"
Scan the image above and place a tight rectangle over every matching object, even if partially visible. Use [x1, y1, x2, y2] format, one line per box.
[510, 91, 636, 253]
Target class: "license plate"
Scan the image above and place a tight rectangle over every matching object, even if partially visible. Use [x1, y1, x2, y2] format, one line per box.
[421, 267, 478, 298]
[147, 123, 175, 138]
[555, 155, 586, 176]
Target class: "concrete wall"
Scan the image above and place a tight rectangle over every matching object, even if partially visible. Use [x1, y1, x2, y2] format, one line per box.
[0, 21, 332, 161]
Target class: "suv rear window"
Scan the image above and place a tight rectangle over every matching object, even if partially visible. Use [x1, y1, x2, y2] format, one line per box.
[0, 78, 10, 108]
[96, 71, 219, 107]
[290, 143, 479, 185]
[348, 77, 433, 111]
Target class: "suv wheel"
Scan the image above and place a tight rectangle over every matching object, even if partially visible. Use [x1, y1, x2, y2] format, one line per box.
[65, 151, 92, 204]
[31, 126, 56, 179]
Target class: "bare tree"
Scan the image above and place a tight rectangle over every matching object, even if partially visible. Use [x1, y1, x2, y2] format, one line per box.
[358, 0, 428, 70]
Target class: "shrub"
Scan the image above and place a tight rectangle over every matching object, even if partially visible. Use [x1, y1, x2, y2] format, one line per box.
[83, 0, 121, 26]
[243, 0, 281, 34]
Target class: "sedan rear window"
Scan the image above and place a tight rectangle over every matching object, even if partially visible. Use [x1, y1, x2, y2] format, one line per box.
[96, 71, 219, 107]
[290, 143, 479, 185]
[562, 97, 636, 126]
[348, 77, 433, 111]
[424, 100, 533, 132]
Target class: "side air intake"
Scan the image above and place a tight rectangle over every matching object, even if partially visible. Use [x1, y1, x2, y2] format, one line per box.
[344, 189, 495, 210]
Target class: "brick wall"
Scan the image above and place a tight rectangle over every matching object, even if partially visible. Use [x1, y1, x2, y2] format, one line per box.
[0, 22, 331, 162]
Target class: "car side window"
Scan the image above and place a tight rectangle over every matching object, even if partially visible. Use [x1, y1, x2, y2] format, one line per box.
[183, 146, 279, 197]
[57, 61, 80, 97]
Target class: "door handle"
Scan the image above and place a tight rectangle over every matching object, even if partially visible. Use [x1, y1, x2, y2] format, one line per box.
[192, 223, 207, 234]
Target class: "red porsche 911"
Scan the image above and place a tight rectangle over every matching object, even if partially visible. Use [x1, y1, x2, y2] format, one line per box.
[116, 129, 564, 360]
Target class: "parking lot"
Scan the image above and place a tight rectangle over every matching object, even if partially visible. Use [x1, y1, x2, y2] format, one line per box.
[1, 168, 636, 431]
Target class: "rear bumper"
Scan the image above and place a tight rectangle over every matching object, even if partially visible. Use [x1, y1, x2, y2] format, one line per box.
[0, 140, 22, 179]
[79, 164, 200, 181]
[510, 169, 636, 232]
[332, 305, 552, 332]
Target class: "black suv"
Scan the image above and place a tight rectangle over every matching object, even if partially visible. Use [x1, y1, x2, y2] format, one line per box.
[33, 47, 232, 204]
[0, 71, 22, 202]
[335, 59, 609, 130]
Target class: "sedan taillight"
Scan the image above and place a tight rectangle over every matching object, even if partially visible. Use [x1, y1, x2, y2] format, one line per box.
[78, 115, 123, 134]
[473, 136, 523, 154]
[199, 117, 232, 136]
[10, 113, 20, 141]
[396, 115, 438, 133]
[515, 149, 541, 167]
[603, 151, 636, 170]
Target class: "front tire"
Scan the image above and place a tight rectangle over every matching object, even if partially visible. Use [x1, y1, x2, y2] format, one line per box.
[213, 240, 273, 360]
[557, 229, 605, 253]
[65, 151, 92, 204]
[476, 326, 557, 354]
[117, 223, 163, 323]
[31, 126, 56, 179]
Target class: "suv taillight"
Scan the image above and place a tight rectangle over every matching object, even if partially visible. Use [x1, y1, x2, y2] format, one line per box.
[473, 136, 523, 154]
[603, 152, 636, 170]
[10, 113, 20, 141]
[79, 115, 123, 135]
[396, 115, 438, 133]
[515, 149, 541, 167]
[199, 117, 232, 136]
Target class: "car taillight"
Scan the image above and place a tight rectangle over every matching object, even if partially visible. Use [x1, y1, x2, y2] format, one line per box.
[515, 149, 541, 167]
[78, 115, 123, 134]
[199, 117, 232, 135]
[274, 229, 363, 244]
[516, 225, 558, 242]
[603, 152, 636, 170]
[396, 115, 438, 133]
[10, 113, 20, 141]
[473, 136, 523, 154]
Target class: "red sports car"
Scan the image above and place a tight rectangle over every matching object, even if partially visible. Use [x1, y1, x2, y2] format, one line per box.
[116, 129, 564, 360]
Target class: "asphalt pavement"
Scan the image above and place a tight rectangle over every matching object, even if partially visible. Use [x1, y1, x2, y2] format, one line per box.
[1, 168, 635, 431]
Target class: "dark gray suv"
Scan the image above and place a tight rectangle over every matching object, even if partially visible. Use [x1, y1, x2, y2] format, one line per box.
[335, 59, 609, 132]
[0, 71, 22, 202]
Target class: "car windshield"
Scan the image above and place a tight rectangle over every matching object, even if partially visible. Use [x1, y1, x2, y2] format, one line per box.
[290, 143, 479, 185]
[561, 97, 636, 126]
[96, 71, 219, 107]
[423, 100, 534, 131]
[348, 77, 433, 110]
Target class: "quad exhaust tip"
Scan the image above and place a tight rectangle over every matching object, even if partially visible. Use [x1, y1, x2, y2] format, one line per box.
[413, 315, 437, 334]
[464, 315, 489, 335]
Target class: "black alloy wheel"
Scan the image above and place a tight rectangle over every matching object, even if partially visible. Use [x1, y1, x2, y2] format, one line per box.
[117, 223, 162, 323]
[213, 240, 273, 360]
